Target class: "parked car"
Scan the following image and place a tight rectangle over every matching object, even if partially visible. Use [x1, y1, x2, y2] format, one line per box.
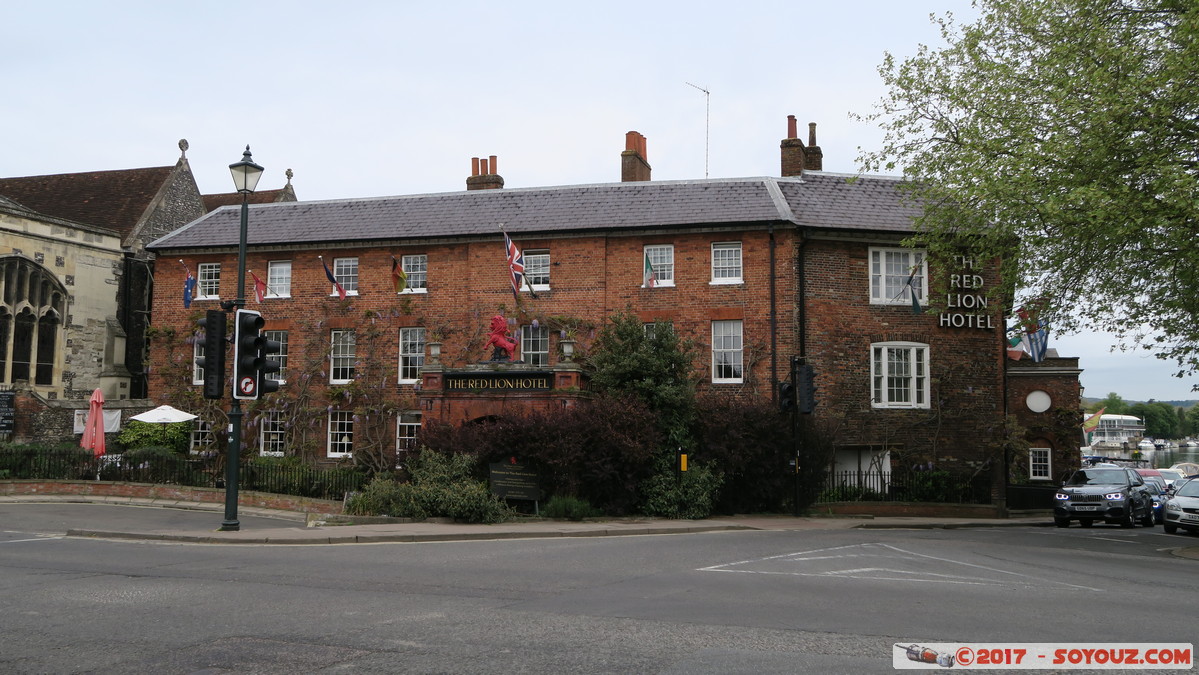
[1054, 467, 1155, 528]
[1144, 481, 1170, 524]
[1163, 478, 1199, 534]
[1157, 469, 1185, 488]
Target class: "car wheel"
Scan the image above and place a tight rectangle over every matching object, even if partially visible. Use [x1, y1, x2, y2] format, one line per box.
[1141, 505, 1155, 527]
[1079, 519, 1094, 528]
[1164, 523, 1178, 534]
[1054, 518, 1070, 528]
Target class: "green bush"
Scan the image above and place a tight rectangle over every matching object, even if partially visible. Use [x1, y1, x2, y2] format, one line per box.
[117, 420, 191, 454]
[542, 495, 602, 521]
[344, 450, 513, 523]
[638, 459, 722, 520]
[0, 442, 95, 480]
[121, 445, 202, 485]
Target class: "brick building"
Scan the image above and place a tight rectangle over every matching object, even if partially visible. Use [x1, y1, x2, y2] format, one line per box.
[0, 141, 297, 444]
[146, 117, 1079, 485]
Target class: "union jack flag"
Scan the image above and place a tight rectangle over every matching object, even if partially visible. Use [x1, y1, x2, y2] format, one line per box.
[504, 231, 525, 300]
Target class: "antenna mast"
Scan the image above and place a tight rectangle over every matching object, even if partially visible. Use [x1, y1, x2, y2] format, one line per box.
[685, 82, 710, 178]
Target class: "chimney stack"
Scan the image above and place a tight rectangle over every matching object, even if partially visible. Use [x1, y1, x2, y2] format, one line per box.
[621, 131, 651, 182]
[467, 154, 504, 190]
[781, 115, 823, 176]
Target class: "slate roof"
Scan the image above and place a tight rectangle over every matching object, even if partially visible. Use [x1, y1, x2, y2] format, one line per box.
[0, 166, 175, 238]
[148, 173, 920, 252]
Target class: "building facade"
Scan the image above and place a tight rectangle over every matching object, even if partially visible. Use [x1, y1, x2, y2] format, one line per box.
[147, 118, 1070, 492]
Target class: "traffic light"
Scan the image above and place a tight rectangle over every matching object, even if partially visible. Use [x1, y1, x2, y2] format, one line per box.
[233, 309, 265, 400]
[258, 333, 282, 396]
[196, 310, 226, 399]
[796, 364, 817, 414]
[778, 380, 797, 413]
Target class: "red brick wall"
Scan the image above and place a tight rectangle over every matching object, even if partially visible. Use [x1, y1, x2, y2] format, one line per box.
[0, 480, 343, 514]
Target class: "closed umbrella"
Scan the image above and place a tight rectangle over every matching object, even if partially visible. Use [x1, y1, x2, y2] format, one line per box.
[80, 388, 106, 458]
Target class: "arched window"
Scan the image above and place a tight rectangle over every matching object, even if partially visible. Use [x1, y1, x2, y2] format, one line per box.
[0, 256, 66, 386]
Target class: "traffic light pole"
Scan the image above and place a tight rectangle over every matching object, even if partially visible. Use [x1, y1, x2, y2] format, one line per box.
[220, 191, 250, 532]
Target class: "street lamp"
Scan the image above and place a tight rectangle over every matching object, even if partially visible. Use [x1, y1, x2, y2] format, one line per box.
[220, 145, 263, 532]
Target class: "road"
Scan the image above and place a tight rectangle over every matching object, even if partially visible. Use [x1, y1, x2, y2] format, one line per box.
[1, 504, 1194, 674]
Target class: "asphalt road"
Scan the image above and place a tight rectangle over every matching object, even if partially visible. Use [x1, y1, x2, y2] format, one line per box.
[1, 504, 1194, 674]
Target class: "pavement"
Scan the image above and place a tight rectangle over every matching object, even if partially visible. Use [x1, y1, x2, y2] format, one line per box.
[4, 493, 1199, 559]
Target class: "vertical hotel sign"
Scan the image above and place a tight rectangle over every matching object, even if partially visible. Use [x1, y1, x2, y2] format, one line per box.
[939, 256, 995, 330]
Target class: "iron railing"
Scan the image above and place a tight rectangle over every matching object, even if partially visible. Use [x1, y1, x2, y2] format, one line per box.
[810, 470, 992, 505]
[0, 448, 367, 501]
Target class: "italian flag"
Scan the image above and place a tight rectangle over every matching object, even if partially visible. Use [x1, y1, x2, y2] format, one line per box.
[643, 251, 657, 288]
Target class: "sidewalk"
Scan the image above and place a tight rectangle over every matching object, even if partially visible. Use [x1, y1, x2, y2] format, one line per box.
[7, 493, 1197, 560]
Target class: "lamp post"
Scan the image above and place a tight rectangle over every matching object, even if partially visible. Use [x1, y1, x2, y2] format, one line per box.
[220, 146, 264, 532]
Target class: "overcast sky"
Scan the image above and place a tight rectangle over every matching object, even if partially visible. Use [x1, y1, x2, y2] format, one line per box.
[4, 1, 1193, 403]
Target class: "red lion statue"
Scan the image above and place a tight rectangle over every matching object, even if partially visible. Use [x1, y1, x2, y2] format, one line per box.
[484, 315, 517, 361]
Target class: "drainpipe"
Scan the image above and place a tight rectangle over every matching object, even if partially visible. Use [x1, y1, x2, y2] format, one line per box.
[769, 224, 777, 399]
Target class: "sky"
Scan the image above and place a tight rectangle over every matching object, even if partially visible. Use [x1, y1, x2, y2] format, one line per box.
[4, 1, 1194, 403]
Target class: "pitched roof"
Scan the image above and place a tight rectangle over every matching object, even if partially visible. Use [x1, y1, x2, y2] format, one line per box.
[149, 173, 920, 252]
[0, 166, 175, 238]
[202, 187, 295, 212]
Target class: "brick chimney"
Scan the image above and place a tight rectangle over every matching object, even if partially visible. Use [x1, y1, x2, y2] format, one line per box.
[466, 155, 504, 190]
[805, 122, 823, 171]
[781, 115, 823, 176]
[621, 131, 651, 182]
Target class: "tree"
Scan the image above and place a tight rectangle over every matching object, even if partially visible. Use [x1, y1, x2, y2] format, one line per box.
[1098, 392, 1130, 415]
[586, 312, 700, 448]
[1129, 401, 1178, 438]
[859, 0, 1199, 385]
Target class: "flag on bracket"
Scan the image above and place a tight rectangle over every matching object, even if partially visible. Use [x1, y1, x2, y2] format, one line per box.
[391, 255, 408, 293]
[320, 256, 346, 299]
[1014, 305, 1049, 362]
[904, 265, 923, 314]
[503, 229, 538, 299]
[181, 260, 196, 308]
[1082, 407, 1105, 437]
[250, 270, 268, 303]
[643, 250, 657, 288]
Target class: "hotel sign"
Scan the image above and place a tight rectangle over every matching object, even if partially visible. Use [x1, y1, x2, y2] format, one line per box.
[446, 372, 552, 391]
[939, 256, 995, 330]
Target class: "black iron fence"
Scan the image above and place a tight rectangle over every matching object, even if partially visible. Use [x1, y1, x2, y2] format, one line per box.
[0, 447, 367, 502]
[810, 470, 992, 505]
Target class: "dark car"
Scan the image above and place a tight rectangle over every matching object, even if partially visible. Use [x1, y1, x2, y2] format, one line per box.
[1144, 482, 1170, 524]
[1053, 467, 1155, 528]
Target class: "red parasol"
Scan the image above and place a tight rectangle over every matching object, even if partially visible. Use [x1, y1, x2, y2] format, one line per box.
[80, 388, 106, 458]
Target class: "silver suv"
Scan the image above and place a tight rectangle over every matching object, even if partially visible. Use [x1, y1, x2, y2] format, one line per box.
[1053, 467, 1154, 528]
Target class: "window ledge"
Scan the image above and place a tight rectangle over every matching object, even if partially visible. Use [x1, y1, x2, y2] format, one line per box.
[399, 288, 428, 295]
[709, 279, 743, 286]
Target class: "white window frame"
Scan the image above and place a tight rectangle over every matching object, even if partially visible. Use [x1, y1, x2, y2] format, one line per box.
[1030, 447, 1052, 481]
[710, 242, 743, 285]
[396, 411, 421, 464]
[871, 341, 930, 409]
[400, 254, 427, 294]
[197, 263, 221, 299]
[192, 340, 205, 385]
[327, 410, 354, 458]
[330, 330, 356, 384]
[520, 324, 549, 367]
[869, 247, 927, 307]
[524, 250, 550, 291]
[643, 245, 675, 287]
[399, 327, 425, 383]
[266, 260, 292, 298]
[333, 257, 359, 296]
[190, 420, 214, 454]
[259, 411, 285, 457]
[264, 329, 288, 384]
[711, 320, 744, 383]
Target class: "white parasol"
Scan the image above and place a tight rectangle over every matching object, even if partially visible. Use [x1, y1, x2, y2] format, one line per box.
[130, 405, 198, 424]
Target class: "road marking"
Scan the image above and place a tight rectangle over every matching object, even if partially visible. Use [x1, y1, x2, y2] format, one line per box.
[1, 536, 64, 544]
[698, 542, 1101, 591]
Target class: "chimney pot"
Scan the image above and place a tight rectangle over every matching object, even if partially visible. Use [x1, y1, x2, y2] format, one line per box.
[467, 155, 505, 190]
[489, 155, 498, 175]
[787, 115, 798, 139]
